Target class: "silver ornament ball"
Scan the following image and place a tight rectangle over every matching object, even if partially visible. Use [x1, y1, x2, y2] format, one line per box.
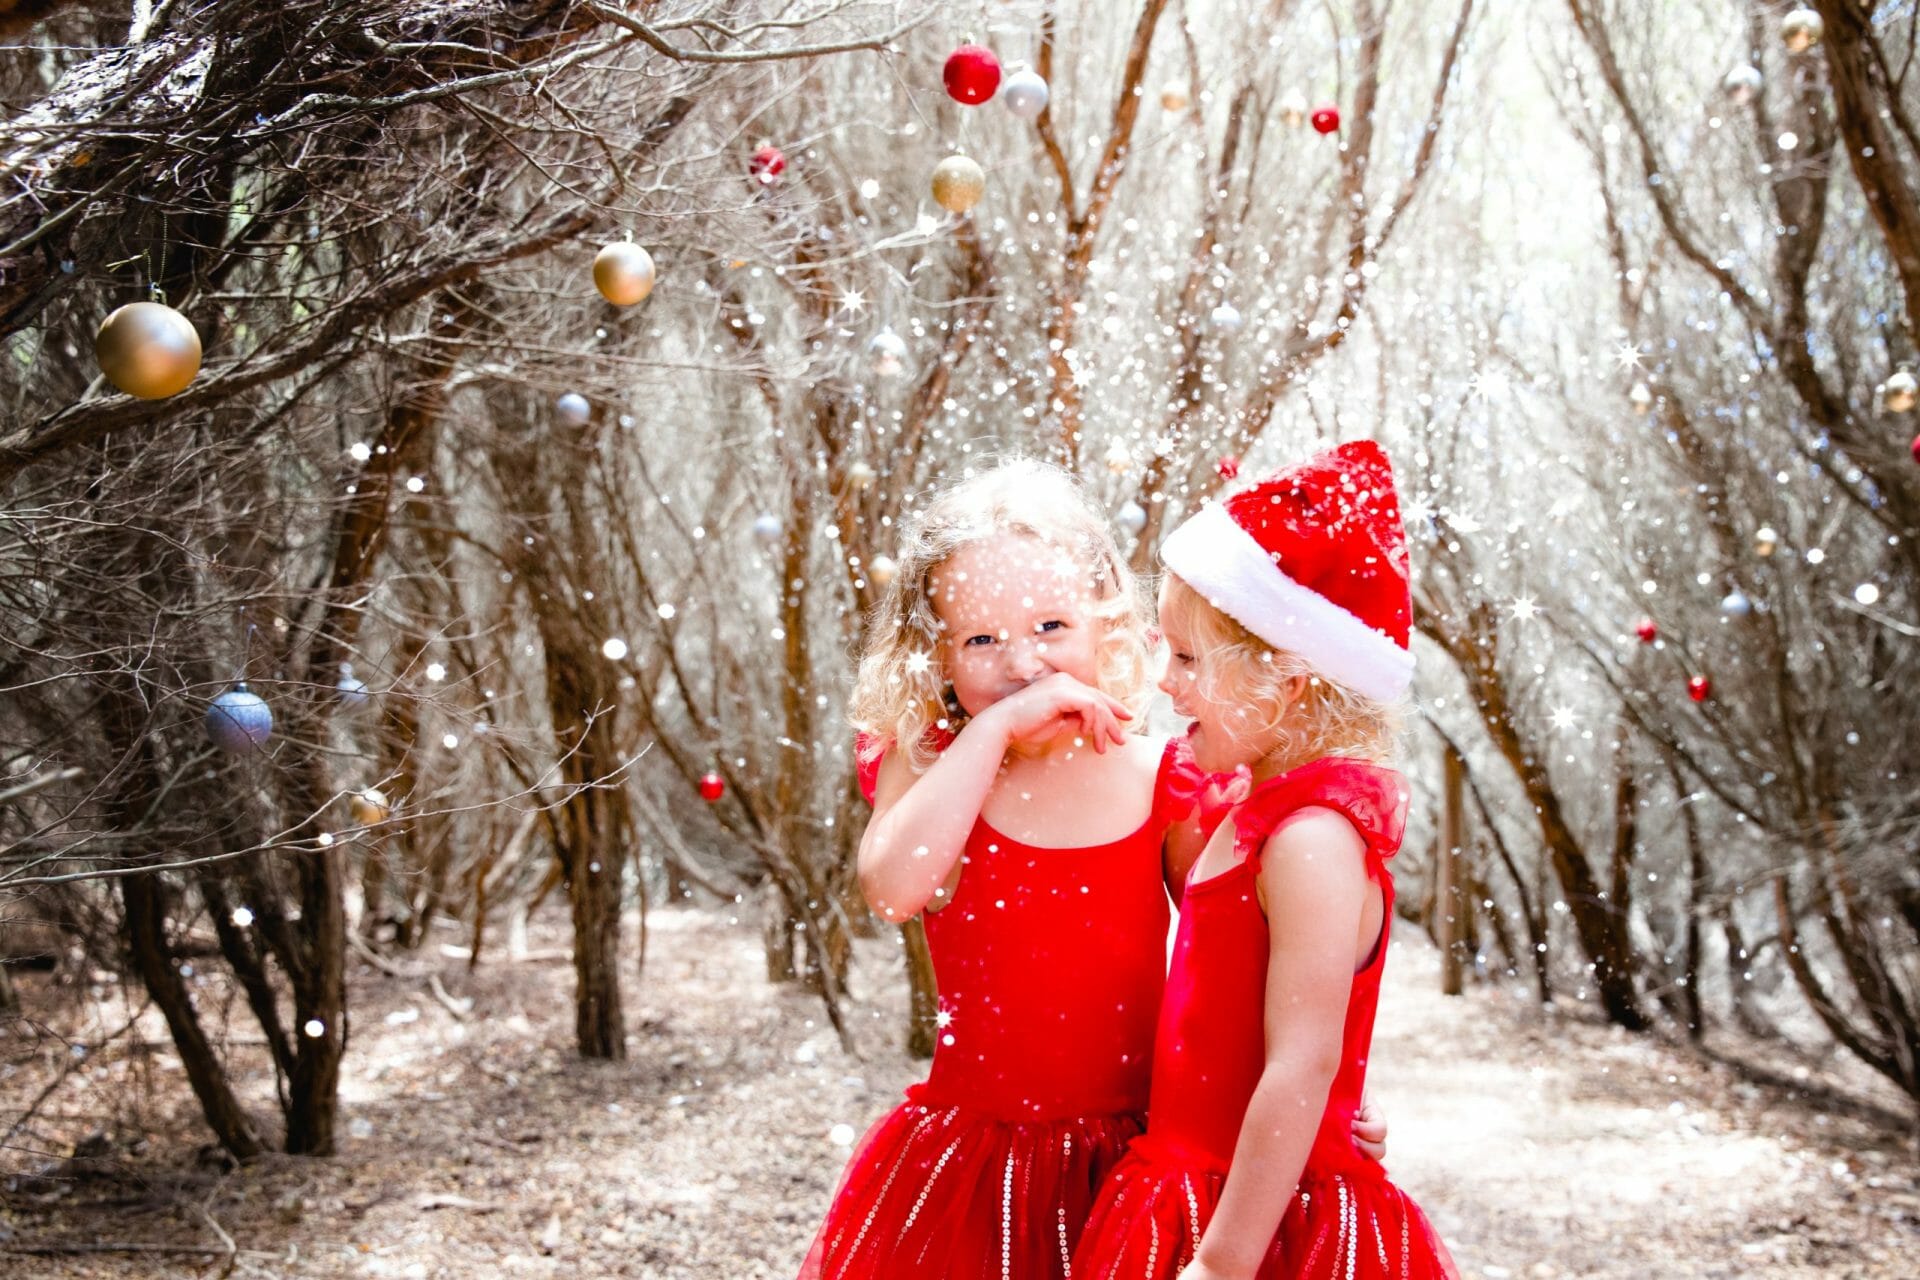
[868, 328, 909, 378]
[1722, 64, 1763, 106]
[337, 663, 370, 707]
[206, 684, 273, 755]
[1781, 7, 1824, 54]
[1001, 68, 1050, 120]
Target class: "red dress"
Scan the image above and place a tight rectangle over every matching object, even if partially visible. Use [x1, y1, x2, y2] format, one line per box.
[800, 738, 1204, 1280]
[1073, 757, 1459, 1280]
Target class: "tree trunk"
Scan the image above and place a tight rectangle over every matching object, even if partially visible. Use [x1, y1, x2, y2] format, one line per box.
[359, 839, 391, 941]
[548, 668, 629, 1061]
[1437, 743, 1467, 996]
[283, 821, 348, 1154]
[665, 856, 694, 905]
[1417, 600, 1645, 1028]
[198, 873, 296, 1084]
[1678, 784, 1705, 1041]
[566, 827, 626, 1060]
[1813, 1, 1920, 342]
[1435, 716, 1551, 1003]
[0, 961, 18, 1016]
[123, 873, 263, 1159]
[1606, 722, 1641, 1011]
[764, 896, 799, 984]
[1720, 908, 1765, 1037]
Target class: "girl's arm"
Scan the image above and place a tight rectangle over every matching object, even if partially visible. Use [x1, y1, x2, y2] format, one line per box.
[857, 714, 1013, 922]
[858, 672, 1132, 921]
[1184, 809, 1371, 1280]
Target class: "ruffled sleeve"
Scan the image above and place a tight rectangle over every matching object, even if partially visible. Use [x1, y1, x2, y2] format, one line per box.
[1231, 757, 1409, 873]
[853, 725, 959, 805]
[1150, 735, 1204, 824]
[854, 732, 887, 806]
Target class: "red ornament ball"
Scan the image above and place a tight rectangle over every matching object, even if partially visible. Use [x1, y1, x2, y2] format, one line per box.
[749, 143, 786, 186]
[1687, 675, 1712, 703]
[699, 772, 726, 802]
[1311, 105, 1341, 134]
[1633, 617, 1658, 644]
[1216, 454, 1240, 481]
[944, 45, 1002, 105]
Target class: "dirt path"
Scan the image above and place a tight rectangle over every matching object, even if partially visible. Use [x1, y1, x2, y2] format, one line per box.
[3, 907, 1914, 1278]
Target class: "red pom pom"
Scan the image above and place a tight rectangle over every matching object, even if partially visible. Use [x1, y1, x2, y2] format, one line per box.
[749, 143, 786, 185]
[1311, 105, 1341, 134]
[1634, 617, 1658, 644]
[1911, 433, 1920, 464]
[1216, 454, 1240, 481]
[944, 45, 1002, 105]
[1687, 675, 1712, 703]
[699, 772, 726, 802]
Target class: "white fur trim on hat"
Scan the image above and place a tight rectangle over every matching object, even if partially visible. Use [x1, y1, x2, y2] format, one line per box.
[1161, 503, 1415, 701]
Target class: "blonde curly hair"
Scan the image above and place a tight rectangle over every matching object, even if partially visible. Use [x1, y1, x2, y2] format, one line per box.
[1157, 572, 1402, 768]
[851, 459, 1152, 771]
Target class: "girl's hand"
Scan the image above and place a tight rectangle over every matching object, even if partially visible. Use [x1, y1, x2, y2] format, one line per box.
[1177, 1261, 1250, 1280]
[975, 671, 1131, 752]
[1352, 1096, 1388, 1163]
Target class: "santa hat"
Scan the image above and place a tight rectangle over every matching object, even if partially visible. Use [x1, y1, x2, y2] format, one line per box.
[1159, 440, 1414, 701]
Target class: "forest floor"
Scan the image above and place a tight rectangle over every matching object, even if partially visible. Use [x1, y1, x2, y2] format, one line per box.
[3, 904, 1916, 1279]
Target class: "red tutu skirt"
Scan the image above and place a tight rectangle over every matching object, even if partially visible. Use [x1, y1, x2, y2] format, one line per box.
[1073, 1148, 1459, 1280]
[799, 1088, 1145, 1280]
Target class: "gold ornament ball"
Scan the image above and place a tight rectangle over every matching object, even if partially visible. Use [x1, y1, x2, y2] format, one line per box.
[867, 554, 899, 589]
[1781, 7, 1823, 53]
[930, 155, 986, 214]
[1883, 368, 1918, 414]
[1160, 83, 1191, 112]
[349, 787, 391, 827]
[95, 301, 202, 399]
[593, 242, 656, 306]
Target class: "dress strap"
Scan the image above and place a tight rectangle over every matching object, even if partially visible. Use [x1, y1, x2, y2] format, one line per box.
[1232, 756, 1408, 875]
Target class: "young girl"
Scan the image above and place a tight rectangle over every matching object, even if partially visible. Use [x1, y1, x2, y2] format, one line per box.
[1073, 440, 1458, 1280]
[799, 459, 1384, 1280]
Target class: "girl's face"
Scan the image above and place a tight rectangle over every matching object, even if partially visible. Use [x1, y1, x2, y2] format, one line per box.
[1156, 577, 1301, 775]
[929, 533, 1105, 719]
